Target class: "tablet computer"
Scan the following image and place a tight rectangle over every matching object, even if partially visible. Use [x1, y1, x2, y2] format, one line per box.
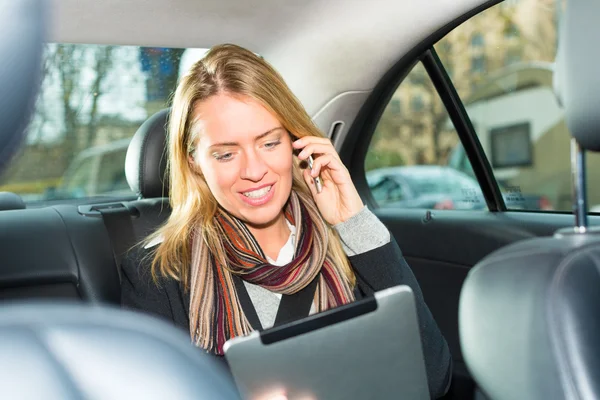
[223, 285, 430, 400]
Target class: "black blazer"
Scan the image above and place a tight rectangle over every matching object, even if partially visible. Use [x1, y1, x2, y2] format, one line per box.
[121, 236, 453, 398]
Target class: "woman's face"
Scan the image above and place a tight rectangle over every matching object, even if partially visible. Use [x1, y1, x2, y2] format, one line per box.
[191, 93, 294, 229]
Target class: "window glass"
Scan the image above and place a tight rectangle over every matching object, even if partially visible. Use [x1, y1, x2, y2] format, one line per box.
[435, 0, 597, 212]
[365, 62, 486, 211]
[62, 156, 97, 199]
[0, 44, 208, 203]
[96, 145, 130, 195]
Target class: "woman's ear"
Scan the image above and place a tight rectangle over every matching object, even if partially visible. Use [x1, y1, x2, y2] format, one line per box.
[188, 154, 203, 176]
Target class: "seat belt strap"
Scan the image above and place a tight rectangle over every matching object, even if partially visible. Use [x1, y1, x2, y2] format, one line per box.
[94, 203, 137, 282]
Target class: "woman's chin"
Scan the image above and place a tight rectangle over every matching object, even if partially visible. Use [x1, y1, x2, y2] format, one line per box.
[239, 206, 286, 230]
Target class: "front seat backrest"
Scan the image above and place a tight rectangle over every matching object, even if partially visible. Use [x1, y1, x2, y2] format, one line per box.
[458, 0, 600, 399]
[0, 0, 45, 173]
[0, 303, 241, 399]
[459, 235, 600, 400]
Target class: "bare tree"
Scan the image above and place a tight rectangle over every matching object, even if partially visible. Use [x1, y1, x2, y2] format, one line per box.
[50, 44, 116, 165]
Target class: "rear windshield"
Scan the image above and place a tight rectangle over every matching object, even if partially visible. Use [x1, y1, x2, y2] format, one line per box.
[0, 44, 207, 204]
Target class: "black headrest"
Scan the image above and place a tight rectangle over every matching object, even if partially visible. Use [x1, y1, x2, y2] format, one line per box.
[459, 235, 600, 400]
[0, 302, 241, 399]
[0, 192, 25, 211]
[554, 0, 600, 151]
[0, 0, 45, 175]
[125, 109, 170, 198]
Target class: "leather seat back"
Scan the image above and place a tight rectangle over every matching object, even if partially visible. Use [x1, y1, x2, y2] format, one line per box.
[459, 0, 600, 398]
[459, 235, 600, 399]
[0, 0, 45, 172]
[0, 302, 240, 399]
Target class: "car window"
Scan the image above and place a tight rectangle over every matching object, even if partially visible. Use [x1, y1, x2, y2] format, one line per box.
[0, 44, 208, 204]
[63, 155, 97, 198]
[435, 0, 597, 213]
[365, 62, 487, 211]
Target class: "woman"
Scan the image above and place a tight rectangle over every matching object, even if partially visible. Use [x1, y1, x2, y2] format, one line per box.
[121, 43, 452, 398]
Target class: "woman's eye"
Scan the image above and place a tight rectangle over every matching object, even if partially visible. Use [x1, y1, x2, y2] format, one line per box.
[214, 152, 233, 162]
[264, 140, 281, 149]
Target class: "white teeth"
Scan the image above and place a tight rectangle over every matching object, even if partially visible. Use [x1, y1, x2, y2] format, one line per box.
[243, 186, 272, 198]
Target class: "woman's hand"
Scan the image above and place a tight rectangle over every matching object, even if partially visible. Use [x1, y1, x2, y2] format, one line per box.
[293, 136, 364, 225]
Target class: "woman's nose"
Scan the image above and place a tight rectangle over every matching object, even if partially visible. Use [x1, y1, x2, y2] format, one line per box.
[240, 150, 268, 182]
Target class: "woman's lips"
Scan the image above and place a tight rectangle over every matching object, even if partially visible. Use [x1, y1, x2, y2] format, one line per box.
[239, 184, 275, 206]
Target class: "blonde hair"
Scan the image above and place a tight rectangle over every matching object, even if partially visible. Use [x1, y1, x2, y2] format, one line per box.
[145, 43, 355, 290]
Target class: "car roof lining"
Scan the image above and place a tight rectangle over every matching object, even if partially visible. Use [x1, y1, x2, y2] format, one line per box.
[49, 0, 491, 120]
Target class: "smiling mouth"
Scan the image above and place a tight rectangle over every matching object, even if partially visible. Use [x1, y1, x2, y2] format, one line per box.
[242, 185, 273, 199]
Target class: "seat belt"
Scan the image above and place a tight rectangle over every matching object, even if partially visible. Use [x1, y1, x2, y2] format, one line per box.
[93, 203, 138, 282]
[274, 276, 319, 327]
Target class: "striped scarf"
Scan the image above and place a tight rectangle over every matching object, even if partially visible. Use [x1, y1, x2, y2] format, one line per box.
[188, 190, 355, 355]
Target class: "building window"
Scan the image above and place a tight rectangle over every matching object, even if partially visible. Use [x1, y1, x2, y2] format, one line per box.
[471, 55, 486, 73]
[411, 95, 425, 112]
[504, 23, 520, 38]
[471, 33, 485, 47]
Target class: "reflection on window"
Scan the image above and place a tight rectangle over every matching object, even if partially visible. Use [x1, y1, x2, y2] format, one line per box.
[0, 44, 207, 203]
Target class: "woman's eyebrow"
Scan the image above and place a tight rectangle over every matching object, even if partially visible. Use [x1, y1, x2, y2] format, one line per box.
[209, 127, 284, 148]
[254, 127, 284, 140]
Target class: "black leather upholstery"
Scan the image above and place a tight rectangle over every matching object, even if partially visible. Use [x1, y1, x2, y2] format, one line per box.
[0, 206, 119, 303]
[459, 234, 600, 400]
[125, 109, 170, 199]
[0, 302, 241, 399]
[0, 192, 25, 210]
[0, 197, 174, 305]
[0, 0, 45, 174]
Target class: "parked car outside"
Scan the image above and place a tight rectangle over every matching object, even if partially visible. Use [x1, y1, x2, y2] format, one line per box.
[42, 139, 133, 201]
[366, 165, 553, 211]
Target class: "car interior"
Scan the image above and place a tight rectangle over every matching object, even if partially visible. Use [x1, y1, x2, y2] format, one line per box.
[0, 0, 598, 398]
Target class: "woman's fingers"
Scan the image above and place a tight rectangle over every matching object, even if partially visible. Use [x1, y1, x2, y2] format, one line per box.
[295, 143, 340, 162]
[310, 153, 348, 179]
[293, 137, 339, 157]
[292, 136, 331, 148]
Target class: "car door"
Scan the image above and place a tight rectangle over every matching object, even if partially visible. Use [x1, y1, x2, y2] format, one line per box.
[340, 1, 600, 398]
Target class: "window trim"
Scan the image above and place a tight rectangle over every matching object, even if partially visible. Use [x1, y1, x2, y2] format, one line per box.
[422, 48, 506, 211]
